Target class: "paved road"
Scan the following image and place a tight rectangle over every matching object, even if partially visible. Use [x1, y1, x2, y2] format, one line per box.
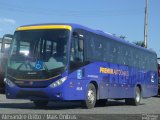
[0, 94, 160, 119]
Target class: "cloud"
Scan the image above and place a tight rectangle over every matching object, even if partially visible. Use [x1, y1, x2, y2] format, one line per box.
[0, 18, 16, 25]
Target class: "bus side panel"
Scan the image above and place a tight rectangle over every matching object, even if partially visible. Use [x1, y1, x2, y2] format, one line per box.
[6, 62, 158, 101]
[70, 62, 135, 99]
[141, 71, 158, 98]
[126, 67, 136, 98]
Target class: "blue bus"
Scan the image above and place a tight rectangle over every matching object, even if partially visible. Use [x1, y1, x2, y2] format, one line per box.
[5, 24, 158, 108]
[0, 34, 13, 93]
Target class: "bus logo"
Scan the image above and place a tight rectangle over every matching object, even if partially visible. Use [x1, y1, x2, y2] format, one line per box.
[35, 61, 43, 70]
[100, 67, 129, 76]
[77, 70, 82, 79]
[151, 74, 155, 83]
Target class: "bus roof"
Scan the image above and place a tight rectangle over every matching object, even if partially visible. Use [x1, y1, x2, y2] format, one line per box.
[17, 23, 157, 55]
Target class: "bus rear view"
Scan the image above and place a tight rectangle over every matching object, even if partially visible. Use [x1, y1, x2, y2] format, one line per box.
[0, 34, 13, 93]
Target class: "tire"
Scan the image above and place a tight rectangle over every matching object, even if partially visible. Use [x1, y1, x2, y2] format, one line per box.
[158, 88, 160, 95]
[82, 83, 97, 109]
[33, 100, 48, 108]
[125, 86, 141, 106]
[96, 99, 108, 107]
[0, 88, 5, 94]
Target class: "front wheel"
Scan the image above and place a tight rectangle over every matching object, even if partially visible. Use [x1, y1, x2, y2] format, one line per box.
[82, 83, 96, 109]
[125, 86, 141, 106]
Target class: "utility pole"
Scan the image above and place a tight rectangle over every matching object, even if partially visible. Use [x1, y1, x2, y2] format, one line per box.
[144, 0, 148, 48]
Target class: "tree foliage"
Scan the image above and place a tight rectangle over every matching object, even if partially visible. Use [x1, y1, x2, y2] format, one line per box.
[133, 41, 145, 47]
[112, 34, 126, 39]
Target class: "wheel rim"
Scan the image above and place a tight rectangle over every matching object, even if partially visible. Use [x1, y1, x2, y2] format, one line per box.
[136, 89, 140, 102]
[87, 89, 95, 104]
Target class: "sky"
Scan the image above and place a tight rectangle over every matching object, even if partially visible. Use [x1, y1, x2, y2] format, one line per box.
[0, 0, 160, 57]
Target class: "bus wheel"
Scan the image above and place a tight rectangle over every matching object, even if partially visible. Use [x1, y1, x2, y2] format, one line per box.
[96, 99, 108, 107]
[125, 86, 141, 106]
[82, 83, 96, 109]
[33, 100, 48, 107]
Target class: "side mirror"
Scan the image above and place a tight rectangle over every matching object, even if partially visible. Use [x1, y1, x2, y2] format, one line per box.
[1, 34, 13, 53]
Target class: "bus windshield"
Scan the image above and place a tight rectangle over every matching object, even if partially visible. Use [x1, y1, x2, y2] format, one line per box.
[7, 29, 69, 79]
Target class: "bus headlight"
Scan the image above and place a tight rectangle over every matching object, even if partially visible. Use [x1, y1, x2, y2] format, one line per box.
[4, 78, 15, 87]
[50, 76, 67, 88]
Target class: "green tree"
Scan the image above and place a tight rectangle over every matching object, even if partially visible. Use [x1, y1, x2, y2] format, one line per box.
[133, 41, 145, 47]
[112, 34, 126, 40]
[119, 35, 126, 39]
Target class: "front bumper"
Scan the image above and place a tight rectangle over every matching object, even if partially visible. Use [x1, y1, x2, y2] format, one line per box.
[5, 79, 86, 101]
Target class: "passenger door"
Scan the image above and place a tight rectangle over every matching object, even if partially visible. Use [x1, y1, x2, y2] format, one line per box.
[70, 32, 84, 73]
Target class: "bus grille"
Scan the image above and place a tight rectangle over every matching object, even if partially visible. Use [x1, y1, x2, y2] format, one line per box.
[16, 90, 48, 99]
